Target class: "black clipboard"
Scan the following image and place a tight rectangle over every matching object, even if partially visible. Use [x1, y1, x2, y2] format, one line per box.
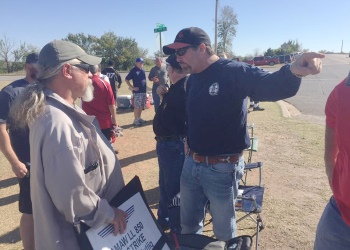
[74, 176, 169, 250]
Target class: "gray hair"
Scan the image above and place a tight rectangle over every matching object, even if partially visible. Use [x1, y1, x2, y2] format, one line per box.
[9, 58, 80, 129]
[89, 65, 99, 74]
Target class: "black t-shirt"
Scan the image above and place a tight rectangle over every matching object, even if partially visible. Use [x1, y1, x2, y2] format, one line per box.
[153, 77, 186, 137]
[101, 67, 122, 88]
[0, 79, 30, 165]
[186, 59, 301, 156]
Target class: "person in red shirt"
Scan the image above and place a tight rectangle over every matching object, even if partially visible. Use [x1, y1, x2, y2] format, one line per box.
[82, 65, 118, 142]
[314, 76, 350, 249]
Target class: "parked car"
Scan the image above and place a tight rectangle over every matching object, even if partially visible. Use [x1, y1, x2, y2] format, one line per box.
[293, 52, 302, 60]
[278, 54, 292, 64]
[243, 56, 279, 66]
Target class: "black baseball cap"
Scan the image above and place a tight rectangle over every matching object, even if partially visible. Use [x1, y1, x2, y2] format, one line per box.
[166, 54, 182, 70]
[39, 40, 101, 70]
[163, 27, 211, 55]
[25, 52, 39, 64]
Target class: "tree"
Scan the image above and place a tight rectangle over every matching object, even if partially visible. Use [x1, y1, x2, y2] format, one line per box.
[253, 48, 261, 57]
[264, 48, 275, 57]
[217, 6, 238, 56]
[65, 32, 149, 71]
[153, 50, 163, 58]
[0, 35, 15, 73]
[276, 40, 303, 55]
[65, 33, 98, 55]
[0, 35, 38, 73]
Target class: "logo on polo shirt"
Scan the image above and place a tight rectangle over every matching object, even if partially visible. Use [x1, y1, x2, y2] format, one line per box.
[209, 82, 219, 96]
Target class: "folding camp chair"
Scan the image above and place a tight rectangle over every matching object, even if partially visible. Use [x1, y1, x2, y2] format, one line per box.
[242, 123, 259, 185]
[236, 161, 265, 250]
[167, 233, 253, 250]
[245, 123, 259, 164]
[203, 162, 264, 248]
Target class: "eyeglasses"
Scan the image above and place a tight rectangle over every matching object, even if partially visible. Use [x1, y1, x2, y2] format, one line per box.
[175, 45, 194, 56]
[72, 63, 90, 73]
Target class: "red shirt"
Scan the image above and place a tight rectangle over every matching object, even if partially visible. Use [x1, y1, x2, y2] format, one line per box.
[82, 75, 115, 129]
[325, 78, 350, 226]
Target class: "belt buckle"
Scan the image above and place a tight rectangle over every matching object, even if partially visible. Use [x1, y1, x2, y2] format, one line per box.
[192, 152, 200, 163]
[219, 156, 231, 163]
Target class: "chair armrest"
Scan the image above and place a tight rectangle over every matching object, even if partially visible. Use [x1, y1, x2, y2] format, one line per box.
[244, 162, 263, 170]
[247, 123, 254, 129]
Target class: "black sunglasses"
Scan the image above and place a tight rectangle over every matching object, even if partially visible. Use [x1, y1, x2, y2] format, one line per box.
[72, 63, 90, 73]
[175, 45, 195, 56]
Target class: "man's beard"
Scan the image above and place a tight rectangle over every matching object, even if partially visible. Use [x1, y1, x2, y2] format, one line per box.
[179, 63, 191, 74]
[29, 66, 39, 80]
[81, 79, 94, 102]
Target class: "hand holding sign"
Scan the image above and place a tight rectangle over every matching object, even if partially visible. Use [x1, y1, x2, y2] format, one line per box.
[112, 208, 127, 235]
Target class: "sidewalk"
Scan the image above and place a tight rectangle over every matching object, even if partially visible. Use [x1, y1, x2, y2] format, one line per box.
[0, 100, 331, 250]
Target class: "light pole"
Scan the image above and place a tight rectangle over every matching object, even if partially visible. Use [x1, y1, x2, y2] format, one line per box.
[214, 0, 218, 54]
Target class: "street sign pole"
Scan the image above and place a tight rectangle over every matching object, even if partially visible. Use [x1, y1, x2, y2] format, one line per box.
[154, 24, 167, 58]
[160, 32, 163, 58]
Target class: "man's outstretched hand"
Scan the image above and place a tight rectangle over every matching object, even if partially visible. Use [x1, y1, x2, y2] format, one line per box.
[291, 52, 325, 77]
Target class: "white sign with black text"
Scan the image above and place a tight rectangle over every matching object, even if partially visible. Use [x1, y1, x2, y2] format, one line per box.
[86, 192, 170, 250]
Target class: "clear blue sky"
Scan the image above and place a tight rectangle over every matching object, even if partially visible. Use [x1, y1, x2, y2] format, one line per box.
[1, 0, 349, 57]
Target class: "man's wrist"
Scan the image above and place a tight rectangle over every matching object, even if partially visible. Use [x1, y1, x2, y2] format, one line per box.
[290, 64, 305, 78]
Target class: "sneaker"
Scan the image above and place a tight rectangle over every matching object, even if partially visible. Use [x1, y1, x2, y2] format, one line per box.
[133, 119, 141, 126]
[253, 106, 265, 111]
[249, 104, 254, 108]
[138, 118, 146, 124]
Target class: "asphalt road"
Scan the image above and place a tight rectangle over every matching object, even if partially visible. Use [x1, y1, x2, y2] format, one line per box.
[286, 53, 350, 118]
[1, 54, 348, 119]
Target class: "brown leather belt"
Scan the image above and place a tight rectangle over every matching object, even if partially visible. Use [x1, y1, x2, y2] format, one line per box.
[189, 151, 242, 164]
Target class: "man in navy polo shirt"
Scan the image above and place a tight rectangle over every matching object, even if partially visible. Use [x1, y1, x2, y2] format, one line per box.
[163, 27, 325, 240]
[0, 52, 39, 250]
[125, 57, 147, 126]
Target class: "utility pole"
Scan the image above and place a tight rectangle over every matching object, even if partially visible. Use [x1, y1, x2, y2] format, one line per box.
[341, 39, 343, 53]
[215, 0, 218, 54]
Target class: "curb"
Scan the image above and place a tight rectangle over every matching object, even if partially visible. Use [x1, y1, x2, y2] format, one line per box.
[277, 100, 301, 118]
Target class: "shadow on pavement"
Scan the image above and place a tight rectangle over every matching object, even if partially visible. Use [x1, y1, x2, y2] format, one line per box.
[120, 119, 153, 130]
[0, 194, 18, 207]
[118, 150, 157, 168]
[117, 108, 133, 115]
[0, 177, 17, 189]
[0, 227, 20, 244]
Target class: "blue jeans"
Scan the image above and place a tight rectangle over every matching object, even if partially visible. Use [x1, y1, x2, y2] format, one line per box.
[180, 154, 244, 241]
[152, 84, 161, 112]
[314, 196, 350, 249]
[156, 139, 185, 233]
